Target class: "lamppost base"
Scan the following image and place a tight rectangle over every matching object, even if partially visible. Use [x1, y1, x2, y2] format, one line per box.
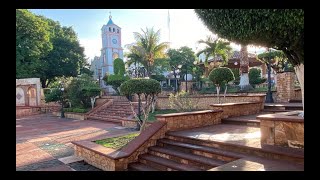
[265, 92, 274, 103]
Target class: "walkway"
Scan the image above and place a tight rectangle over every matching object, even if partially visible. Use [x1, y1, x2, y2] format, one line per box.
[16, 114, 137, 171]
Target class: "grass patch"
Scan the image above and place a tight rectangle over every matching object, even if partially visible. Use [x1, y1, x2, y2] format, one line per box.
[147, 109, 178, 122]
[95, 133, 139, 150]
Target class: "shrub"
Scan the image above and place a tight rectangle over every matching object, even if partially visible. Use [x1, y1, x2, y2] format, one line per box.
[120, 78, 161, 131]
[67, 74, 101, 108]
[150, 74, 166, 82]
[114, 58, 125, 76]
[169, 91, 199, 112]
[72, 108, 88, 113]
[249, 68, 266, 88]
[106, 75, 130, 95]
[209, 67, 235, 103]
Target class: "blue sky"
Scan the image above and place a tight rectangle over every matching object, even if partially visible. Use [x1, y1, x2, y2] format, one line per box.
[30, 9, 266, 61]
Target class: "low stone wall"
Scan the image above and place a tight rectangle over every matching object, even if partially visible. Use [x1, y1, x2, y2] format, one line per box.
[210, 102, 263, 119]
[52, 112, 85, 120]
[257, 111, 304, 149]
[121, 119, 152, 128]
[156, 94, 266, 110]
[155, 110, 222, 131]
[72, 121, 167, 171]
[16, 106, 41, 117]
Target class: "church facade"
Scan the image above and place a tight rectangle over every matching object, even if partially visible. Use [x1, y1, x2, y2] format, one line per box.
[90, 15, 123, 93]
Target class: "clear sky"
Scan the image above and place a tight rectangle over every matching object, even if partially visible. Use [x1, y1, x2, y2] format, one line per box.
[29, 9, 266, 61]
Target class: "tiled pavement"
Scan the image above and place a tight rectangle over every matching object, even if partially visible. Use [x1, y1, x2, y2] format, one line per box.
[16, 114, 137, 171]
[170, 124, 262, 148]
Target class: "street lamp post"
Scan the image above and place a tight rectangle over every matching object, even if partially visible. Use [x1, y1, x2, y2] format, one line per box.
[60, 82, 65, 118]
[98, 68, 102, 87]
[172, 66, 181, 93]
[265, 48, 274, 103]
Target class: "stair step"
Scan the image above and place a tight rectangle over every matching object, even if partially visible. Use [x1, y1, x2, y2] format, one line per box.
[165, 134, 304, 164]
[140, 154, 202, 171]
[158, 138, 242, 161]
[288, 99, 302, 103]
[128, 162, 159, 171]
[149, 146, 225, 168]
[221, 119, 260, 127]
[87, 116, 122, 123]
[262, 109, 290, 113]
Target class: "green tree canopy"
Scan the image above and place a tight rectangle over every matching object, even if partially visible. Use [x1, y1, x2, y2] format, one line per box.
[105, 75, 130, 95]
[16, 9, 90, 88]
[114, 58, 125, 76]
[128, 27, 169, 76]
[67, 74, 101, 108]
[196, 36, 232, 66]
[194, 9, 304, 66]
[209, 67, 235, 87]
[167, 46, 197, 77]
[249, 68, 266, 87]
[16, 9, 52, 80]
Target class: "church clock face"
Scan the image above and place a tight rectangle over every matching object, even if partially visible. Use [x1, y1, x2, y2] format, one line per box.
[112, 38, 117, 44]
[111, 35, 118, 46]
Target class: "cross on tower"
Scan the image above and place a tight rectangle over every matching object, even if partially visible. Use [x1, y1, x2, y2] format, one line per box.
[109, 11, 112, 19]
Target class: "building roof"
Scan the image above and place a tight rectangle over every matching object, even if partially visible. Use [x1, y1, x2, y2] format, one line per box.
[107, 17, 115, 26]
[199, 51, 263, 68]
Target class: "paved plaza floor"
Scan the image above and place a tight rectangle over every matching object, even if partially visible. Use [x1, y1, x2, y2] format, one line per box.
[16, 114, 137, 171]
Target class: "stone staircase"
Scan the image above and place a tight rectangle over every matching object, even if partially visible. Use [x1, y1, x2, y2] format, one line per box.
[127, 129, 303, 171]
[87, 96, 138, 124]
[128, 136, 242, 171]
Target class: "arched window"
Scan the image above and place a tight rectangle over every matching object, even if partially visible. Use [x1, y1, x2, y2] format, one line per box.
[113, 28, 115, 32]
[109, 27, 111, 32]
[117, 29, 119, 33]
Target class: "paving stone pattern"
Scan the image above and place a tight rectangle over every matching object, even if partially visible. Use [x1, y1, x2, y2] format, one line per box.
[16, 114, 135, 171]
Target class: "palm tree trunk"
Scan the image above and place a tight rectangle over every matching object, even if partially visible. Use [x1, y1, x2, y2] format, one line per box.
[239, 45, 250, 89]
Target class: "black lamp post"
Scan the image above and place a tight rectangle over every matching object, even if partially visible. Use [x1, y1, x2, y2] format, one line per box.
[98, 68, 102, 87]
[265, 48, 274, 103]
[60, 84, 65, 118]
[172, 66, 181, 93]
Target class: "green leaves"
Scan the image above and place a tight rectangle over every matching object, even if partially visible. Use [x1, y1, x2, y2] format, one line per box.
[106, 75, 130, 95]
[114, 58, 125, 76]
[16, 10, 89, 87]
[209, 67, 235, 86]
[194, 9, 304, 65]
[120, 78, 161, 96]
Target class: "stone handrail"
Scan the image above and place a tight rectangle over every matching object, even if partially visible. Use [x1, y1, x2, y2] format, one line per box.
[155, 110, 223, 131]
[85, 99, 113, 119]
[72, 121, 167, 171]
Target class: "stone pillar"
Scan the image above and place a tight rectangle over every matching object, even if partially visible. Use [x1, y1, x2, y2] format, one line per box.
[180, 81, 194, 92]
[276, 72, 295, 102]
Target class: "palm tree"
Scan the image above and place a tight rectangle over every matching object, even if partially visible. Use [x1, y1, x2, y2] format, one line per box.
[132, 27, 169, 76]
[196, 36, 232, 76]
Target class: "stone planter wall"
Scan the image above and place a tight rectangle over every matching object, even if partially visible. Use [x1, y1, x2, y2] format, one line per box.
[257, 111, 304, 149]
[155, 110, 222, 131]
[210, 102, 263, 119]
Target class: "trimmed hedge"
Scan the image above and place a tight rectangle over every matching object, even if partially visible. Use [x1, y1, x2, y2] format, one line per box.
[120, 78, 161, 96]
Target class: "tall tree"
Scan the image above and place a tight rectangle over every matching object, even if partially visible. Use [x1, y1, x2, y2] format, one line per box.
[196, 36, 232, 76]
[16, 9, 52, 79]
[167, 46, 197, 78]
[16, 10, 89, 88]
[195, 9, 304, 113]
[131, 27, 169, 76]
